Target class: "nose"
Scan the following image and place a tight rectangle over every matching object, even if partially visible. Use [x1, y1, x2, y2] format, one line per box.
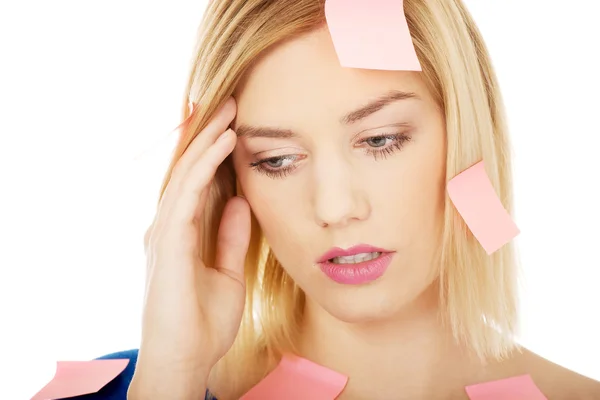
[312, 156, 371, 228]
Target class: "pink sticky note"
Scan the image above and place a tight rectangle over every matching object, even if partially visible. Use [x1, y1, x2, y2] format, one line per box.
[447, 161, 519, 254]
[465, 374, 547, 400]
[240, 354, 348, 400]
[325, 0, 421, 71]
[30, 359, 129, 400]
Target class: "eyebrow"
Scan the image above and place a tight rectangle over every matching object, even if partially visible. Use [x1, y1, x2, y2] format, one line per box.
[236, 89, 418, 139]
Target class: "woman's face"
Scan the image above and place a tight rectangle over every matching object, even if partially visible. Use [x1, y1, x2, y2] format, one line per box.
[232, 27, 447, 322]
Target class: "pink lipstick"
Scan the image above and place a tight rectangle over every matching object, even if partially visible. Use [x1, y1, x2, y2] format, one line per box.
[316, 244, 394, 285]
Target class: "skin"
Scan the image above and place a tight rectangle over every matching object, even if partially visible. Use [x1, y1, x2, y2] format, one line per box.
[130, 102, 249, 400]
[230, 27, 600, 399]
[130, 26, 600, 400]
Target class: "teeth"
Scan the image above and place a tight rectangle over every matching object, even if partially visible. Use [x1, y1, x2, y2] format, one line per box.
[330, 252, 381, 264]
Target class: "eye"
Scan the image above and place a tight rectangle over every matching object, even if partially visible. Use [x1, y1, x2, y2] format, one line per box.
[359, 132, 411, 160]
[249, 154, 301, 179]
[248, 132, 411, 179]
[365, 136, 388, 148]
[264, 157, 291, 168]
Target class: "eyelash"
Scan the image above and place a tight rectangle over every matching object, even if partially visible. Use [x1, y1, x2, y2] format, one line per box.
[249, 132, 411, 179]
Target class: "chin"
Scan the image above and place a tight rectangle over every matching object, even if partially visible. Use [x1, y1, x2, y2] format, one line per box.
[307, 275, 439, 326]
[318, 286, 404, 324]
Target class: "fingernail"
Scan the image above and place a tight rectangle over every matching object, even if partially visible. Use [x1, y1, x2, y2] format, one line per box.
[218, 129, 233, 142]
[222, 97, 236, 114]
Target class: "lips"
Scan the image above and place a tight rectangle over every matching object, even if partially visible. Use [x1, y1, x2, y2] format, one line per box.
[316, 244, 393, 264]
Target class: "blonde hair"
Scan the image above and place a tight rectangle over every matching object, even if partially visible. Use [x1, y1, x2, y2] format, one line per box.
[158, 0, 518, 397]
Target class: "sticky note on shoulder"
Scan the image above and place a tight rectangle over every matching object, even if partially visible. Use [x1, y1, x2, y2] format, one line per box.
[447, 161, 519, 254]
[30, 359, 129, 400]
[465, 374, 547, 400]
[325, 0, 421, 71]
[240, 354, 348, 400]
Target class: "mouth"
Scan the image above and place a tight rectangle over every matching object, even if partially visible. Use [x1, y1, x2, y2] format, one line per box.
[316, 244, 393, 264]
[327, 251, 383, 264]
[316, 245, 395, 285]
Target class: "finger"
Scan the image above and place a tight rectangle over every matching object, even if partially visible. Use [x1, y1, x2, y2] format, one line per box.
[214, 196, 251, 286]
[166, 128, 236, 225]
[171, 97, 236, 183]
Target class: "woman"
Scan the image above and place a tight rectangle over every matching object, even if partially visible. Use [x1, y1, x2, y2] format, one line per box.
[79, 0, 600, 398]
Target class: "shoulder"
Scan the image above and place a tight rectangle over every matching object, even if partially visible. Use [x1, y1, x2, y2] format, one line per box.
[502, 347, 600, 399]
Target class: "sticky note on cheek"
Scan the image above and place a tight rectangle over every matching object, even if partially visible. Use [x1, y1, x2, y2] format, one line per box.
[465, 374, 547, 400]
[240, 354, 348, 400]
[447, 161, 520, 254]
[325, 0, 421, 71]
[30, 359, 129, 400]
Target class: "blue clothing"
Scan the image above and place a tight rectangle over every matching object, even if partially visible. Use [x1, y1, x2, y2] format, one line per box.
[60, 349, 213, 400]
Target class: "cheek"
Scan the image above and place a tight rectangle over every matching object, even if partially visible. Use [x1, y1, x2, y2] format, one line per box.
[245, 182, 314, 278]
[370, 140, 446, 242]
[232, 142, 309, 224]
[234, 162, 304, 242]
[233, 157, 315, 277]
[410, 159, 446, 244]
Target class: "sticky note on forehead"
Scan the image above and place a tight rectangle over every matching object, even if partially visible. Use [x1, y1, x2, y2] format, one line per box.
[240, 354, 348, 399]
[447, 161, 520, 255]
[325, 0, 421, 71]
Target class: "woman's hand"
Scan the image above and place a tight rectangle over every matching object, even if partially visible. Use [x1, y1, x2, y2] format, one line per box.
[129, 97, 251, 399]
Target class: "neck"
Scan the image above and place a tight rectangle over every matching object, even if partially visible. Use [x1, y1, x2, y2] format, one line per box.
[298, 285, 483, 399]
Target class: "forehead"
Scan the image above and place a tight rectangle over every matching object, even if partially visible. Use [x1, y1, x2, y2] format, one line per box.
[234, 27, 431, 127]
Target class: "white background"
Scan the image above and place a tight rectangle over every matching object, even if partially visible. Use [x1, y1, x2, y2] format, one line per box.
[1, 1, 599, 399]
